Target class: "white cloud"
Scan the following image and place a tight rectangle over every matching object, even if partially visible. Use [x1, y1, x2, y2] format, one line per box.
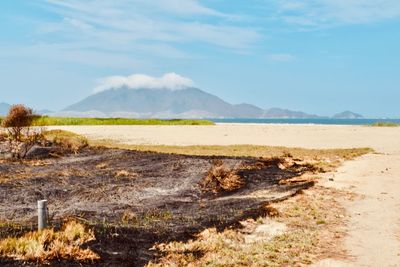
[94, 73, 195, 93]
[140, 0, 227, 17]
[63, 17, 93, 31]
[38, 0, 259, 52]
[267, 53, 296, 62]
[275, 0, 400, 27]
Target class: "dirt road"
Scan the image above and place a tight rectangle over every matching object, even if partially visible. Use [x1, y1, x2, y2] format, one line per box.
[52, 124, 400, 266]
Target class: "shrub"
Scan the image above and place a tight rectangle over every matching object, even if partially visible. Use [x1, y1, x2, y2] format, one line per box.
[1, 105, 45, 158]
[1, 104, 35, 141]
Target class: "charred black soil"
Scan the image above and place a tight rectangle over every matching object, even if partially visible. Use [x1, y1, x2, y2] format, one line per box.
[0, 146, 317, 266]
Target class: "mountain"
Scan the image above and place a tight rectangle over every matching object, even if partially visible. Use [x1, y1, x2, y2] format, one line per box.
[63, 87, 319, 119]
[0, 104, 52, 116]
[333, 111, 363, 119]
[0, 102, 11, 116]
[263, 108, 319, 119]
[35, 109, 54, 115]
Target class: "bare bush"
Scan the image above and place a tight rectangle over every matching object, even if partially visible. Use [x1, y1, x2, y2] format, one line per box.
[1, 104, 44, 158]
[1, 104, 35, 141]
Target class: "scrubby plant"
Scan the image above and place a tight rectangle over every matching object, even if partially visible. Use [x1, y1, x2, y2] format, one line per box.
[1, 104, 35, 142]
[1, 104, 44, 158]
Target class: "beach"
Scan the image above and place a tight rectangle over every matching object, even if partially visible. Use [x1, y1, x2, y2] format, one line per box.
[50, 123, 400, 266]
[50, 123, 400, 153]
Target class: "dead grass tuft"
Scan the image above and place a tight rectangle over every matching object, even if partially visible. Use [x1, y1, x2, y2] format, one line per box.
[95, 162, 108, 169]
[262, 204, 280, 217]
[201, 160, 245, 193]
[115, 170, 137, 178]
[0, 221, 99, 263]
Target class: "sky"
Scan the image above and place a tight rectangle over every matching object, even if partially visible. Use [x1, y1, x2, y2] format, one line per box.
[0, 0, 399, 118]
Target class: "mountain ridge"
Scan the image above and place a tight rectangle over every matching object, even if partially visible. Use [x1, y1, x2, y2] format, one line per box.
[333, 111, 363, 119]
[63, 87, 320, 119]
[1, 89, 366, 119]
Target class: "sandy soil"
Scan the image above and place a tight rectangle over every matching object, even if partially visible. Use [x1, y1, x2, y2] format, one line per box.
[51, 124, 400, 267]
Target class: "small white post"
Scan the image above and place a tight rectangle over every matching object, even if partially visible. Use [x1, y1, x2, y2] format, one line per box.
[37, 200, 48, 231]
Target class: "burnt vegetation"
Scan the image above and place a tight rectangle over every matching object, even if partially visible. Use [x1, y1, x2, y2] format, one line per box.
[0, 105, 351, 266]
[0, 142, 318, 266]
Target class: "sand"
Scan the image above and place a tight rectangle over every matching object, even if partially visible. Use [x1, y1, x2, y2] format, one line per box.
[50, 124, 400, 153]
[50, 124, 400, 266]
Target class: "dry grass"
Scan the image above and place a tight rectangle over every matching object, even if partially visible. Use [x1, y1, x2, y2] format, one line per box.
[115, 169, 137, 178]
[43, 130, 88, 153]
[201, 160, 245, 193]
[95, 162, 108, 169]
[91, 139, 372, 164]
[369, 122, 399, 127]
[148, 186, 349, 267]
[0, 221, 99, 263]
[0, 131, 7, 141]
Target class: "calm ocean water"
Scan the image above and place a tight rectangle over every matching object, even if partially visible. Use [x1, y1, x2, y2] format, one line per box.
[210, 118, 400, 125]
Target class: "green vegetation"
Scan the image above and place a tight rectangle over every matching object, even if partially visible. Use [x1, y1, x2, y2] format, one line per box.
[369, 121, 399, 127]
[31, 116, 214, 126]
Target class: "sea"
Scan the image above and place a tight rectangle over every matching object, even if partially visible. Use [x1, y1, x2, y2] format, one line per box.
[210, 118, 400, 125]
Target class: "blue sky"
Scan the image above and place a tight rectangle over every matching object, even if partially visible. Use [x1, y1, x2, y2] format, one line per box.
[0, 0, 399, 117]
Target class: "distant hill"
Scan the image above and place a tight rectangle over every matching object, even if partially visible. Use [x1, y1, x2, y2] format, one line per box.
[0, 104, 53, 116]
[333, 111, 363, 119]
[35, 109, 54, 115]
[0, 102, 10, 116]
[263, 108, 319, 119]
[63, 87, 319, 119]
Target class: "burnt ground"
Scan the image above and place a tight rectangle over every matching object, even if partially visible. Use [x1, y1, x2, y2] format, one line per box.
[0, 146, 316, 266]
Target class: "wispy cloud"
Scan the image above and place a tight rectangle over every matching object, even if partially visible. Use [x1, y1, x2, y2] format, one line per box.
[94, 72, 194, 92]
[36, 0, 260, 53]
[267, 53, 296, 62]
[274, 0, 400, 27]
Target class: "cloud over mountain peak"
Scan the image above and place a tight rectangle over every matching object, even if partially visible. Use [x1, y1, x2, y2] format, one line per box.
[94, 73, 195, 93]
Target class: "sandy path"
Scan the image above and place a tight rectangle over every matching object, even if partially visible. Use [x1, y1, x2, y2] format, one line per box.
[317, 153, 400, 267]
[51, 124, 400, 266]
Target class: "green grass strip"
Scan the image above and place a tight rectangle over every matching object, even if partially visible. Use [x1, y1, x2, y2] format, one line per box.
[30, 116, 214, 126]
